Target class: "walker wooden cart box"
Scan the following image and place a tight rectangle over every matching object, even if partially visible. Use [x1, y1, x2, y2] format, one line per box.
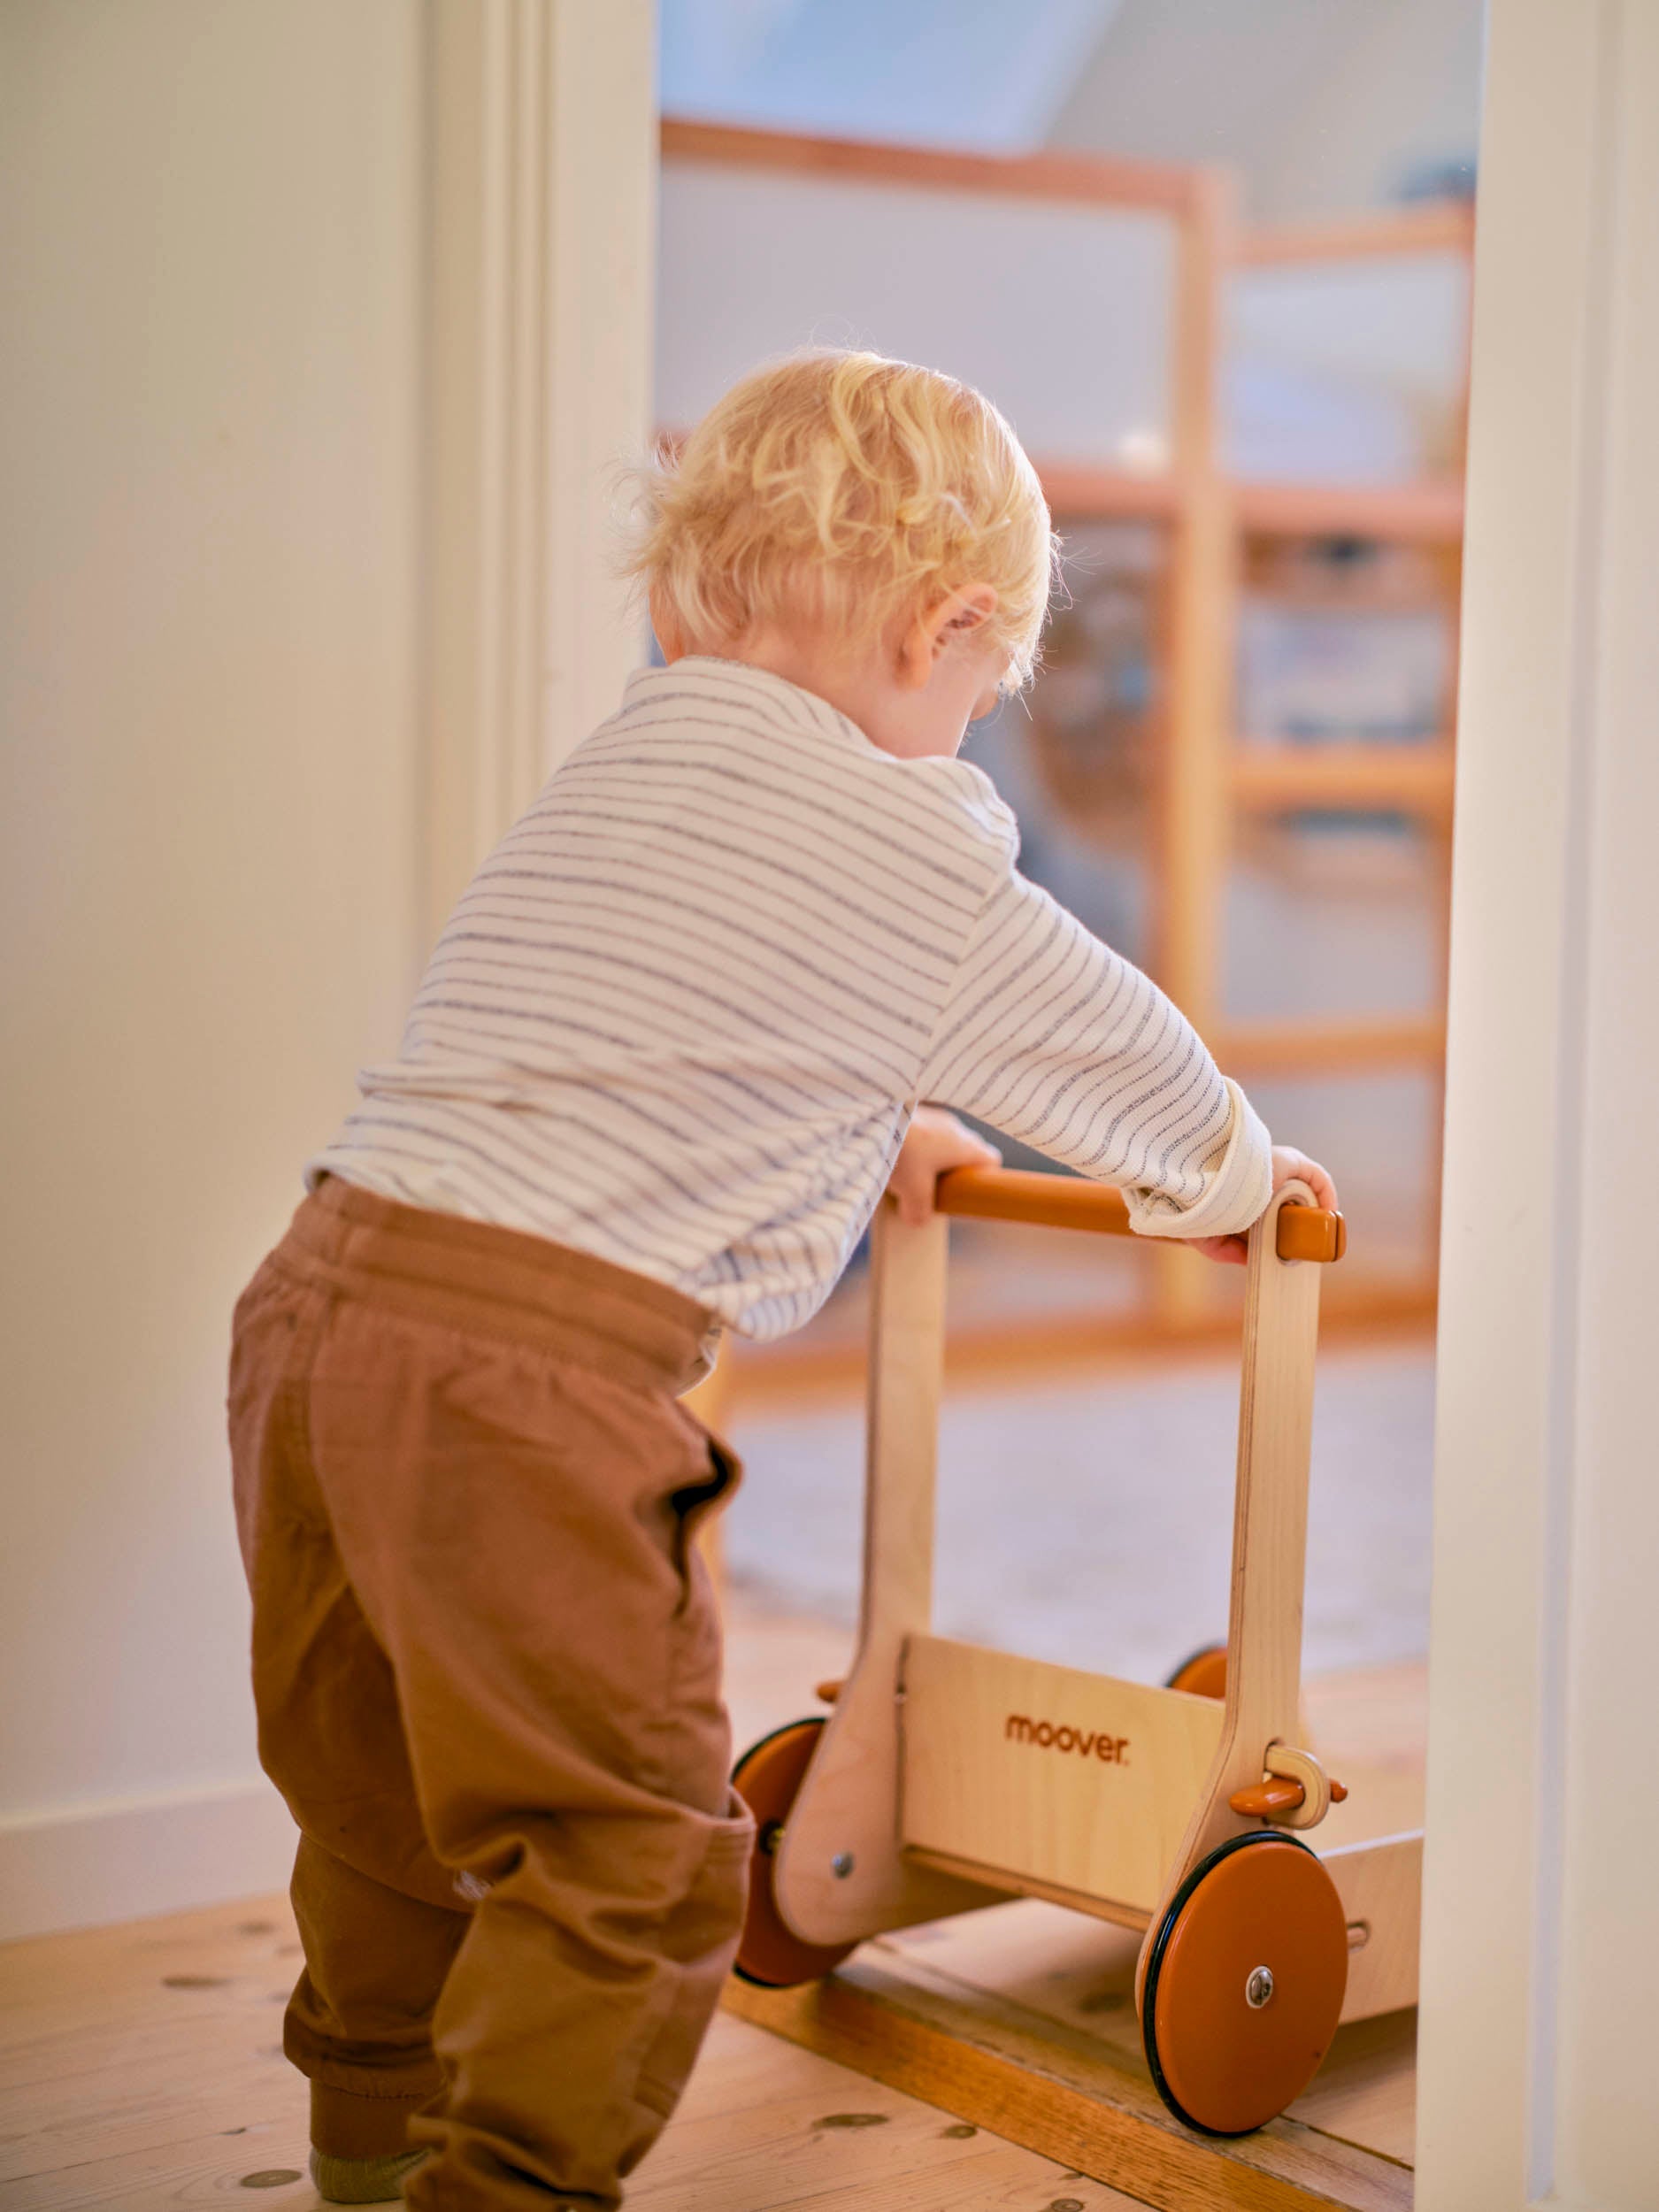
[726, 1169, 1425, 2203]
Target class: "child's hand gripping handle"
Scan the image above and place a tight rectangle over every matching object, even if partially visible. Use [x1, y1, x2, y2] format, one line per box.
[933, 1165, 1347, 1264]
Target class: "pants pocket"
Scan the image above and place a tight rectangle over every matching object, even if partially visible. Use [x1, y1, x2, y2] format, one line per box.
[670, 1425, 743, 1539]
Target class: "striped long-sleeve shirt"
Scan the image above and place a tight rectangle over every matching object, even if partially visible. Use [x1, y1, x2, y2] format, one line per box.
[310, 657, 1271, 1339]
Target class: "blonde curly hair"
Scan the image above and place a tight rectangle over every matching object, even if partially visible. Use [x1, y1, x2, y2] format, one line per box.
[625, 349, 1059, 687]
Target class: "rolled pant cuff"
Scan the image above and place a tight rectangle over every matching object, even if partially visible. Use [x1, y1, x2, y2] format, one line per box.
[311, 2079, 435, 2160]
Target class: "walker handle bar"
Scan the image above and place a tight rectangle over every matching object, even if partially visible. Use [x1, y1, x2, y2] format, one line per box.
[933, 1165, 1347, 1264]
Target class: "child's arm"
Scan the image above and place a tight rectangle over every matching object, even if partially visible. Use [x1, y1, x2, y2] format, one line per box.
[917, 866, 1283, 1246]
[887, 1116, 1340, 1260]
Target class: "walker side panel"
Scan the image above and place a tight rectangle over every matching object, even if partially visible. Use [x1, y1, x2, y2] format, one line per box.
[901, 1636, 1225, 1921]
[1322, 1832, 1423, 2023]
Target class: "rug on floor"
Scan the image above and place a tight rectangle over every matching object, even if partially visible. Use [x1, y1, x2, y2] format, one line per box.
[726, 1347, 1434, 1683]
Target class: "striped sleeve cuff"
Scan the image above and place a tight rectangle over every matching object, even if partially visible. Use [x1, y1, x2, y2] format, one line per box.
[1123, 1079, 1273, 1241]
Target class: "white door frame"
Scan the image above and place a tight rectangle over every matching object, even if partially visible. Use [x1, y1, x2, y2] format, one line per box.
[1419, 2, 1659, 2204]
[422, 0, 656, 941]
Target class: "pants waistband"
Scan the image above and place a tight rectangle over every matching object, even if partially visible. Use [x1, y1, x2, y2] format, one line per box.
[273, 1175, 714, 1397]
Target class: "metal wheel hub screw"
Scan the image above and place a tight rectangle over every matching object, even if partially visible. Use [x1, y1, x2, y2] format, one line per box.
[1245, 1965, 1275, 2008]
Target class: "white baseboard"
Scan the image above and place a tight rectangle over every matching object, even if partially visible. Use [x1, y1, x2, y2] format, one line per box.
[0, 1779, 298, 1941]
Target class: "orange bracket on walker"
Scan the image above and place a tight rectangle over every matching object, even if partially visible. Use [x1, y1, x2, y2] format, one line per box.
[934, 1166, 1347, 1263]
[1228, 1774, 1349, 1819]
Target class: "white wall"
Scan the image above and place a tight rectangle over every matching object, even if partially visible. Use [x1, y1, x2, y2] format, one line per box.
[1226, 252, 1471, 483]
[425, 0, 658, 933]
[0, 0, 426, 1932]
[1418, 1, 1659, 2202]
[657, 159, 1174, 465]
[0, 0, 657, 1939]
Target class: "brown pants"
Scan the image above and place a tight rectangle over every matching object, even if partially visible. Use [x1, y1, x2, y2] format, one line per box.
[227, 1178, 751, 2209]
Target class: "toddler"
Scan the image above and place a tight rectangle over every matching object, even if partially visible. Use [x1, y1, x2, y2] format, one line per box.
[228, 349, 1334, 2211]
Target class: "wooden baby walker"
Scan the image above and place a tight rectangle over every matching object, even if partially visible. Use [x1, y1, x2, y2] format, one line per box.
[728, 1171, 1424, 2150]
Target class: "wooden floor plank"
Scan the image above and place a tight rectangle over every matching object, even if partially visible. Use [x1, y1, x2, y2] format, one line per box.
[808, 2153, 1143, 2212]
[0, 1898, 1154, 2211]
[0, 2067, 291, 2189]
[694, 2140, 1144, 2212]
[1281, 2013, 1417, 2166]
[726, 1950, 1411, 2212]
[873, 1898, 1416, 2167]
[627, 2064, 1136, 2210]
[4, 2124, 310, 2210]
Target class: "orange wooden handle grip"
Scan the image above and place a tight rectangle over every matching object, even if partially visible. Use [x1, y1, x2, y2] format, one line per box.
[936, 1167, 1132, 1236]
[933, 1166, 1347, 1263]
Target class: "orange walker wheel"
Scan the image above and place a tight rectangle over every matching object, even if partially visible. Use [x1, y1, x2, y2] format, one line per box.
[1165, 1642, 1228, 1700]
[730, 1717, 858, 1989]
[1141, 1831, 1348, 2136]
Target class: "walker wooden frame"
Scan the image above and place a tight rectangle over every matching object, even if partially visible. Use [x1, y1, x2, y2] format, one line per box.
[728, 1168, 1424, 2139]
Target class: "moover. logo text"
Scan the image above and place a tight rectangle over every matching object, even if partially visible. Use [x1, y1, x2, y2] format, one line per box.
[1005, 1713, 1130, 1764]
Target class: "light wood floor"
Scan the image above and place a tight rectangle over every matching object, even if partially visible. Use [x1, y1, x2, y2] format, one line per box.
[0, 1893, 1151, 2210]
[0, 1601, 1424, 2210]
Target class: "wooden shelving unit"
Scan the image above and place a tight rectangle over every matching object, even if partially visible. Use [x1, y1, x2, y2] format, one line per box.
[1231, 740, 1457, 818]
[1235, 214, 1469, 1321]
[1233, 477, 1464, 541]
[1041, 196, 1471, 1336]
[658, 120, 1472, 1390]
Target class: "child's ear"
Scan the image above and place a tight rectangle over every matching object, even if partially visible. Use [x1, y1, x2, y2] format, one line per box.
[899, 585, 999, 687]
[940, 585, 998, 649]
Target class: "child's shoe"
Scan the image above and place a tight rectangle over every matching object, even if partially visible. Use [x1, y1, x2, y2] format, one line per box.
[309, 2146, 428, 2204]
